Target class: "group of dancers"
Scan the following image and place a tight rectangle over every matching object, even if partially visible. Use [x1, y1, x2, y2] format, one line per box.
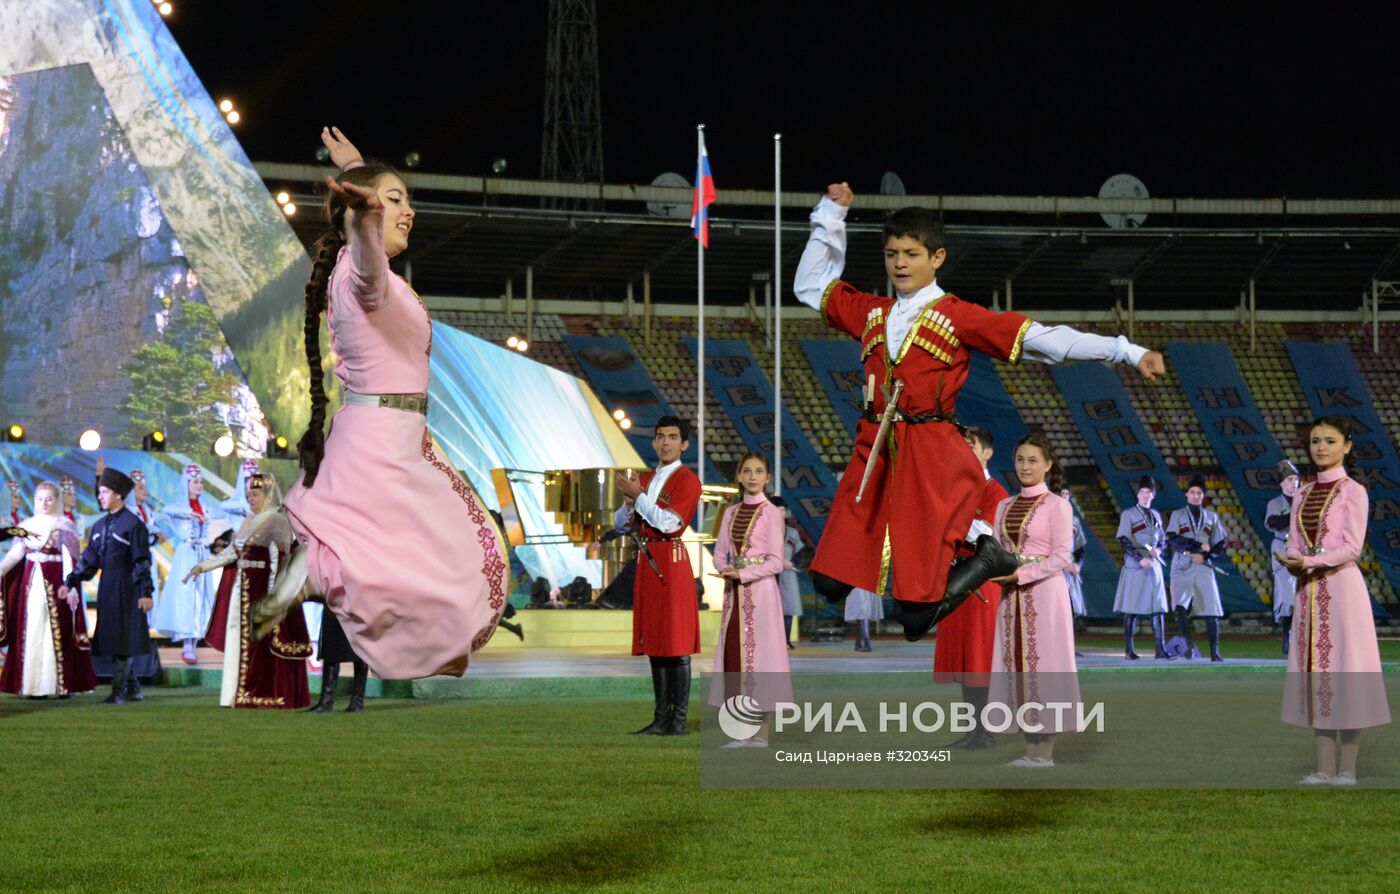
[1, 138, 1389, 783]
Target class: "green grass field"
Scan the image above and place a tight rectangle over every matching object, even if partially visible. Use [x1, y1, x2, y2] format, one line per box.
[1, 674, 1396, 894]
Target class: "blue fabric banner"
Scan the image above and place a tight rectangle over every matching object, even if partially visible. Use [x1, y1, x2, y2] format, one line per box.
[1286, 341, 1400, 602]
[564, 335, 721, 484]
[1168, 343, 1291, 547]
[1053, 362, 1264, 612]
[684, 338, 839, 540]
[800, 339, 866, 437]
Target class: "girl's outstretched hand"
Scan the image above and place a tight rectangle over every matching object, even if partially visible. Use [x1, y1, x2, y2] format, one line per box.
[326, 175, 381, 213]
[321, 126, 363, 170]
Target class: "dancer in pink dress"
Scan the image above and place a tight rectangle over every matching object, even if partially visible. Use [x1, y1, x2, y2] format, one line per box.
[709, 453, 791, 747]
[1281, 417, 1391, 786]
[256, 128, 507, 679]
[988, 435, 1080, 768]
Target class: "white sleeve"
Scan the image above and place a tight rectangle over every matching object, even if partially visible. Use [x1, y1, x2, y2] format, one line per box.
[613, 504, 631, 531]
[793, 197, 848, 311]
[633, 492, 684, 534]
[1019, 322, 1149, 367]
[967, 519, 994, 542]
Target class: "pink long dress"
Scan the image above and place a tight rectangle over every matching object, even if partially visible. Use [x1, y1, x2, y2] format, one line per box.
[282, 219, 508, 679]
[708, 493, 792, 710]
[989, 484, 1081, 734]
[1282, 467, 1390, 730]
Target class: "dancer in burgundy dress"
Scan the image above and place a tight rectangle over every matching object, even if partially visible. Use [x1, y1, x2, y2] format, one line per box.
[186, 474, 310, 709]
[0, 482, 96, 698]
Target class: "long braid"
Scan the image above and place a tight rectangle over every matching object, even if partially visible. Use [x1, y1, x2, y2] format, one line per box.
[295, 161, 400, 489]
[297, 229, 343, 487]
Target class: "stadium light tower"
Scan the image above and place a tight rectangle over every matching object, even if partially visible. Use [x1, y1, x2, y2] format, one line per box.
[541, 0, 604, 209]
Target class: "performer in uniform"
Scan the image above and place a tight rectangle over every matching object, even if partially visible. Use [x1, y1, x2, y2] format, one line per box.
[1281, 418, 1390, 785]
[769, 495, 804, 649]
[1167, 473, 1229, 661]
[7, 479, 21, 525]
[150, 464, 221, 665]
[612, 415, 702, 736]
[257, 128, 507, 680]
[1061, 489, 1088, 620]
[183, 473, 311, 709]
[934, 426, 1008, 750]
[1266, 460, 1300, 657]
[988, 435, 1079, 768]
[844, 586, 883, 652]
[1113, 476, 1172, 660]
[59, 476, 84, 539]
[58, 469, 154, 705]
[709, 452, 791, 747]
[793, 182, 1163, 641]
[0, 481, 96, 698]
[220, 459, 262, 530]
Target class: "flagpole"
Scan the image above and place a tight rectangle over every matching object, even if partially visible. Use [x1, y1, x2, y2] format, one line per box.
[696, 124, 706, 490]
[773, 132, 783, 496]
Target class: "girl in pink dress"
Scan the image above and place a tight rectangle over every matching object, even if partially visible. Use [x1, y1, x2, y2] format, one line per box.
[256, 128, 508, 679]
[709, 453, 792, 747]
[988, 435, 1079, 768]
[1281, 417, 1391, 786]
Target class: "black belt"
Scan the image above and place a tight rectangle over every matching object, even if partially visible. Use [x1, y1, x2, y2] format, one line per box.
[861, 407, 960, 426]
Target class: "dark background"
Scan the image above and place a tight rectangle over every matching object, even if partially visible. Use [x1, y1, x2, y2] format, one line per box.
[170, 3, 1400, 200]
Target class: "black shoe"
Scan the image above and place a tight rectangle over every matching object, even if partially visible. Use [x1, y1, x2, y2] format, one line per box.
[500, 620, 525, 642]
[632, 661, 670, 735]
[966, 730, 997, 751]
[344, 661, 368, 713]
[307, 663, 339, 713]
[946, 731, 980, 750]
[125, 674, 144, 702]
[659, 659, 691, 736]
[943, 536, 1020, 601]
[895, 589, 975, 643]
[103, 659, 129, 704]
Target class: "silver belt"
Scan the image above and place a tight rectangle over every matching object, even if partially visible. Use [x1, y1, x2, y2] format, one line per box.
[26, 553, 63, 563]
[238, 559, 267, 569]
[344, 389, 428, 416]
[731, 556, 769, 569]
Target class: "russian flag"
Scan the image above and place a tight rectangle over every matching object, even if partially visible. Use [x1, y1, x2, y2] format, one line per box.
[690, 133, 716, 248]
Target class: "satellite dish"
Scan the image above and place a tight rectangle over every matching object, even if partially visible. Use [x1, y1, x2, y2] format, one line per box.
[648, 172, 690, 219]
[1099, 174, 1148, 229]
[880, 171, 907, 196]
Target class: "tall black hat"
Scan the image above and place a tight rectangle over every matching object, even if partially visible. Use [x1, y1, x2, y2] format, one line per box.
[1186, 473, 1207, 492]
[98, 467, 135, 499]
[1135, 475, 1158, 493]
[1276, 459, 1300, 479]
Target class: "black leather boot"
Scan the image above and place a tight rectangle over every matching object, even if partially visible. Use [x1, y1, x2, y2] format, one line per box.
[948, 686, 994, 749]
[1174, 606, 1196, 659]
[944, 536, 1021, 601]
[660, 657, 691, 736]
[1123, 615, 1140, 659]
[499, 620, 524, 641]
[307, 662, 339, 712]
[1281, 620, 1292, 657]
[1152, 614, 1175, 660]
[344, 660, 368, 712]
[632, 658, 669, 735]
[894, 588, 978, 643]
[1206, 617, 1223, 662]
[125, 664, 144, 702]
[811, 571, 853, 605]
[102, 658, 129, 705]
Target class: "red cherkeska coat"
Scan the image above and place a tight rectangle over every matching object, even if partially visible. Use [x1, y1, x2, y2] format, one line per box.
[934, 474, 1010, 684]
[810, 280, 1030, 603]
[630, 466, 703, 658]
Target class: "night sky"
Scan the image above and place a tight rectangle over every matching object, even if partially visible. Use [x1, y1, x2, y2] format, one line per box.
[170, 4, 1399, 201]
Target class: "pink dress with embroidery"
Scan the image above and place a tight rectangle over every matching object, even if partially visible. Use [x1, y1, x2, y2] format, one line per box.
[708, 493, 792, 710]
[988, 484, 1081, 733]
[282, 225, 507, 680]
[1282, 467, 1389, 730]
